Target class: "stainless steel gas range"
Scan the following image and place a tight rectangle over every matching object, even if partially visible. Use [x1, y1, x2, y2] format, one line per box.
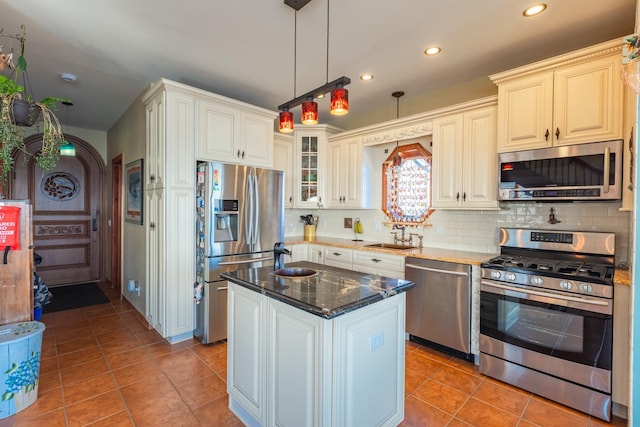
[479, 228, 615, 422]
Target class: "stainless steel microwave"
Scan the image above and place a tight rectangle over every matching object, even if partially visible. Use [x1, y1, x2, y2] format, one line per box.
[498, 139, 623, 201]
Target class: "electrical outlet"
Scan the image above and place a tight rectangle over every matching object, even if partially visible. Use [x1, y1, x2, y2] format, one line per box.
[344, 218, 352, 228]
[370, 331, 384, 352]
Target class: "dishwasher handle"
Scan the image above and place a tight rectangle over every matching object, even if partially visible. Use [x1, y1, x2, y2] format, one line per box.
[405, 263, 469, 277]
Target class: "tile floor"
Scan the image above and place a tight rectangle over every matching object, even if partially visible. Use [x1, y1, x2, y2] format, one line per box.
[0, 282, 628, 427]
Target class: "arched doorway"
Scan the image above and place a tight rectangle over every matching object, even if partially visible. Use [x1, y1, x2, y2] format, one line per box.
[10, 134, 105, 286]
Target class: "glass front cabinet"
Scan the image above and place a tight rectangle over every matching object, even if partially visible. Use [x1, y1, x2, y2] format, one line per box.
[293, 125, 339, 208]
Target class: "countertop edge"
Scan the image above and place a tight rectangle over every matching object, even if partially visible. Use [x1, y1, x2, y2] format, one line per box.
[222, 262, 416, 319]
[285, 236, 496, 266]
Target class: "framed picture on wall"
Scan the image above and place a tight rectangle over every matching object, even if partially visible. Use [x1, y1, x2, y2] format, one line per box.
[125, 159, 143, 224]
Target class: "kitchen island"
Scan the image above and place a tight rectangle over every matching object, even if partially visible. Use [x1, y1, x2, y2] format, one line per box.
[221, 261, 415, 427]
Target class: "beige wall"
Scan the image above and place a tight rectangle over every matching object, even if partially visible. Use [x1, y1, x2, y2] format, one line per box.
[105, 91, 148, 314]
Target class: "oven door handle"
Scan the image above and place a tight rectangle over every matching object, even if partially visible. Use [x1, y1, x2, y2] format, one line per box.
[481, 280, 612, 313]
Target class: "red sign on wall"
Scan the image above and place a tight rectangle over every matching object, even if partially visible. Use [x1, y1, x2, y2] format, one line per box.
[0, 206, 20, 250]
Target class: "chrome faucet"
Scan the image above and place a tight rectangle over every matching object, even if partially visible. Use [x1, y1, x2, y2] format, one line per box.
[392, 224, 413, 247]
[409, 233, 424, 249]
[273, 242, 290, 270]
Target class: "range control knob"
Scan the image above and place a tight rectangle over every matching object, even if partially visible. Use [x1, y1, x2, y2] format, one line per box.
[530, 276, 543, 286]
[490, 270, 502, 280]
[560, 280, 573, 290]
[579, 283, 593, 293]
[505, 272, 517, 281]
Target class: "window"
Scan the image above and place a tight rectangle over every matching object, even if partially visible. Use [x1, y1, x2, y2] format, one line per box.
[382, 142, 433, 224]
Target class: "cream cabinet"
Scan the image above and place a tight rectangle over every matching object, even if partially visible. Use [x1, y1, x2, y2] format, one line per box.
[432, 105, 499, 209]
[323, 247, 353, 270]
[143, 79, 196, 342]
[273, 133, 295, 208]
[308, 244, 324, 264]
[325, 135, 372, 209]
[352, 250, 405, 279]
[612, 282, 630, 410]
[228, 281, 406, 427]
[492, 44, 622, 152]
[293, 125, 340, 209]
[196, 96, 276, 167]
[284, 243, 308, 263]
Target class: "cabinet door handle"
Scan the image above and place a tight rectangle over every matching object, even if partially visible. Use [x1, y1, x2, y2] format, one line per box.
[332, 252, 342, 256]
[463, 192, 466, 202]
[237, 149, 241, 158]
[456, 192, 460, 201]
[555, 127, 560, 139]
[544, 129, 550, 141]
[150, 174, 156, 182]
[242, 151, 245, 159]
[150, 222, 156, 230]
[289, 196, 293, 203]
[371, 258, 382, 263]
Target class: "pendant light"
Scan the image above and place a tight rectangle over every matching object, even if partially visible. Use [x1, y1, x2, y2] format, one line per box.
[301, 97, 318, 124]
[391, 91, 404, 166]
[60, 100, 76, 156]
[326, 0, 348, 116]
[279, 8, 298, 133]
[278, 0, 350, 122]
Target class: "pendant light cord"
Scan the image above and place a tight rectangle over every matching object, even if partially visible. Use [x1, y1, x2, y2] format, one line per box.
[325, 0, 330, 84]
[293, 10, 297, 98]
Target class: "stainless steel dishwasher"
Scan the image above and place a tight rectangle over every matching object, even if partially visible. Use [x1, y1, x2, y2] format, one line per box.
[405, 257, 471, 358]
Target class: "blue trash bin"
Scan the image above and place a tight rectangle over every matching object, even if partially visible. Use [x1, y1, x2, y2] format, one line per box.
[0, 322, 46, 419]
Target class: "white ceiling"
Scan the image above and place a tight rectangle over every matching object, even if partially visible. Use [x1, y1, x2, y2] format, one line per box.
[1, 0, 636, 132]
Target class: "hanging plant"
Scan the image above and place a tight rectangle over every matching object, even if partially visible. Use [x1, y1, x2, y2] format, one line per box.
[0, 25, 70, 184]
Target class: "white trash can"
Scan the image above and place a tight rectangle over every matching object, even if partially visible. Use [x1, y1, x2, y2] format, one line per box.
[0, 322, 46, 419]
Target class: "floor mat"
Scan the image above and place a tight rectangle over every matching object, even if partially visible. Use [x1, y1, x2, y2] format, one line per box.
[43, 282, 110, 313]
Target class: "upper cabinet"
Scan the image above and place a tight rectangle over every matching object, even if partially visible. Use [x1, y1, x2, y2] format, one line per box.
[432, 102, 499, 210]
[196, 95, 276, 167]
[293, 125, 340, 209]
[491, 40, 623, 152]
[273, 133, 295, 208]
[325, 135, 373, 209]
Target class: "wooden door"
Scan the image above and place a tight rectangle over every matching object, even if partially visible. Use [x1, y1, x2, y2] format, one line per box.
[11, 134, 105, 286]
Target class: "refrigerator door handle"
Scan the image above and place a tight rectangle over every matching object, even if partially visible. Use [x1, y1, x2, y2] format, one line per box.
[217, 255, 274, 266]
[253, 172, 260, 245]
[245, 173, 255, 247]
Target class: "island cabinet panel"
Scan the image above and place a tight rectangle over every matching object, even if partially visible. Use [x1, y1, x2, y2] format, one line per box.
[227, 280, 406, 427]
[228, 283, 267, 425]
[332, 293, 406, 427]
[268, 298, 333, 427]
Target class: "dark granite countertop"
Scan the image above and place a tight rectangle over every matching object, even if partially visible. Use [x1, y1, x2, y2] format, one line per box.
[221, 261, 415, 319]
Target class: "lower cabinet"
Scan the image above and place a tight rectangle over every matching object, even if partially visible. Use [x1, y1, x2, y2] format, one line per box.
[352, 250, 405, 279]
[323, 247, 353, 270]
[612, 283, 630, 412]
[227, 282, 406, 427]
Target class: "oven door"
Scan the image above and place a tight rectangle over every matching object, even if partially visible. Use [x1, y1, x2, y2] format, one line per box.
[480, 280, 612, 371]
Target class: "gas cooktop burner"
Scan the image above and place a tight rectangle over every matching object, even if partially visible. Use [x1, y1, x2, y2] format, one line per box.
[484, 255, 613, 281]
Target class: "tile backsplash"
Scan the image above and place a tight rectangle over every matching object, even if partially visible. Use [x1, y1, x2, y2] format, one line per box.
[285, 202, 631, 265]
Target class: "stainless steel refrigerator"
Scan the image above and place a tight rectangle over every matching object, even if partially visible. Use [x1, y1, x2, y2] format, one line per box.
[194, 161, 284, 344]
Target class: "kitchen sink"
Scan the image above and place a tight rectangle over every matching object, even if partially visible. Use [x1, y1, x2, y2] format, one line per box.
[364, 243, 417, 250]
[273, 267, 318, 278]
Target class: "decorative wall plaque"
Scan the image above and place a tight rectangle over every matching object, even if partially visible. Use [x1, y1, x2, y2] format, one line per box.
[41, 172, 81, 201]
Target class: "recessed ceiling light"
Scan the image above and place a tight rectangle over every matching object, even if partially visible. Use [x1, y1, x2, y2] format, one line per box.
[360, 73, 374, 81]
[424, 47, 441, 56]
[60, 73, 78, 83]
[523, 4, 547, 17]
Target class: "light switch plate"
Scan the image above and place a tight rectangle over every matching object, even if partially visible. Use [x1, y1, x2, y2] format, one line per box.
[344, 218, 352, 228]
